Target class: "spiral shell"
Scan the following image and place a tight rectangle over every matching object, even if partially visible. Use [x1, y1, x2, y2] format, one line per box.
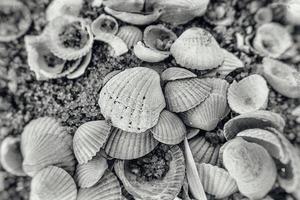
[103, 0, 144, 12]
[161, 67, 197, 82]
[46, 0, 83, 21]
[133, 41, 170, 62]
[91, 14, 119, 36]
[117, 26, 143, 48]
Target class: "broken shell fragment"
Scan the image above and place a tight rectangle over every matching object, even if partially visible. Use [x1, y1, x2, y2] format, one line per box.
[186, 128, 200, 140]
[46, 0, 83, 21]
[133, 41, 170, 62]
[91, 14, 119, 36]
[161, 67, 197, 82]
[95, 33, 128, 57]
[103, 0, 144, 12]
[227, 74, 269, 114]
[117, 25, 143, 48]
[67, 50, 92, 79]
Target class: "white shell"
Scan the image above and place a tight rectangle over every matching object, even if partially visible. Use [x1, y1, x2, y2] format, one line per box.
[46, 0, 83, 21]
[161, 67, 197, 82]
[117, 26, 143, 48]
[133, 41, 170, 63]
[94, 33, 128, 57]
[91, 14, 119, 35]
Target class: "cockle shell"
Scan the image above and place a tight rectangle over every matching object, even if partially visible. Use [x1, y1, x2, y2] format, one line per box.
[91, 14, 119, 36]
[161, 67, 197, 82]
[77, 170, 122, 200]
[164, 78, 212, 113]
[21, 117, 75, 176]
[98, 67, 166, 133]
[73, 120, 111, 164]
[227, 74, 269, 114]
[117, 26, 143, 48]
[170, 28, 224, 70]
[222, 137, 277, 199]
[102, 70, 121, 86]
[114, 145, 185, 200]
[30, 166, 77, 200]
[46, 0, 83, 21]
[94, 33, 128, 57]
[196, 163, 238, 198]
[133, 41, 170, 62]
[260, 58, 300, 98]
[103, 0, 144, 12]
[0, 136, 25, 176]
[150, 110, 186, 145]
[104, 127, 159, 159]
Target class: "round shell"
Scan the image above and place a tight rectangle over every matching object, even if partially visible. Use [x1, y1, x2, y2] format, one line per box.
[30, 166, 77, 200]
[222, 137, 277, 199]
[227, 74, 269, 114]
[98, 67, 166, 133]
[104, 127, 159, 160]
[114, 145, 185, 200]
[170, 28, 224, 70]
[91, 14, 119, 36]
[73, 120, 111, 164]
[102, 0, 144, 12]
[117, 25, 143, 48]
[133, 41, 170, 63]
[196, 163, 238, 198]
[161, 67, 197, 82]
[21, 117, 75, 177]
[254, 7, 273, 25]
[46, 0, 83, 21]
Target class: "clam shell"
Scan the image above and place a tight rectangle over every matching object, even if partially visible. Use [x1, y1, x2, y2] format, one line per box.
[227, 74, 269, 114]
[103, 70, 122, 86]
[104, 127, 159, 159]
[21, 117, 75, 176]
[150, 110, 186, 145]
[75, 154, 108, 188]
[94, 33, 128, 57]
[30, 166, 77, 200]
[260, 58, 300, 98]
[186, 128, 200, 140]
[164, 78, 212, 113]
[114, 145, 185, 200]
[91, 14, 119, 36]
[98, 67, 166, 133]
[0, 136, 25, 176]
[133, 41, 170, 62]
[73, 120, 111, 164]
[117, 26, 143, 48]
[46, 0, 83, 21]
[67, 50, 92, 79]
[196, 163, 238, 198]
[77, 170, 122, 200]
[103, 0, 144, 12]
[161, 67, 197, 82]
[170, 28, 224, 70]
[222, 137, 277, 199]
[223, 110, 285, 140]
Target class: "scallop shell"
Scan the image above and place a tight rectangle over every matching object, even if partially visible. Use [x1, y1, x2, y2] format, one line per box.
[0, 136, 25, 176]
[161, 67, 197, 82]
[30, 166, 77, 200]
[186, 128, 200, 140]
[73, 120, 111, 164]
[170, 28, 224, 70]
[150, 110, 186, 145]
[117, 26, 143, 48]
[77, 170, 122, 200]
[196, 163, 238, 198]
[98, 67, 166, 133]
[114, 145, 185, 200]
[133, 41, 170, 62]
[46, 0, 83, 21]
[260, 58, 300, 98]
[21, 117, 75, 177]
[67, 50, 92, 79]
[164, 78, 212, 113]
[91, 14, 119, 36]
[104, 127, 159, 159]
[222, 137, 277, 199]
[253, 23, 293, 58]
[103, 0, 144, 12]
[94, 33, 128, 57]
[0, 0, 32, 42]
[75, 154, 108, 188]
[103, 70, 122, 86]
[227, 74, 269, 114]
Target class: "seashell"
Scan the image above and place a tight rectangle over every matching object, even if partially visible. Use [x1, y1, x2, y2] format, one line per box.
[77, 170, 122, 200]
[92, 0, 103, 7]
[104, 127, 159, 159]
[46, 16, 94, 60]
[133, 41, 170, 62]
[170, 28, 224, 70]
[161, 67, 197, 82]
[103, 70, 121, 86]
[73, 120, 111, 164]
[0, 0, 31, 42]
[204, 2, 235, 26]
[227, 74, 269, 114]
[150, 110, 186, 145]
[46, 0, 83, 21]
[223, 110, 285, 140]
[30, 166, 77, 200]
[186, 128, 200, 140]
[164, 78, 212, 113]
[285, 0, 300, 25]
[75, 154, 108, 188]
[115, 145, 186, 200]
[196, 163, 238, 198]
[98, 67, 165, 133]
[117, 25, 143, 48]
[67, 50, 92, 79]
[0, 136, 25, 176]
[104, 6, 163, 25]
[260, 58, 300, 98]
[21, 117, 75, 177]
[254, 7, 273, 25]
[141, 63, 167, 76]
[91, 14, 119, 36]
[222, 137, 277, 199]
[253, 23, 293, 58]
[95, 33, 128, 57]
[103, 0, 144, 12]
[209, 78, 230, 96]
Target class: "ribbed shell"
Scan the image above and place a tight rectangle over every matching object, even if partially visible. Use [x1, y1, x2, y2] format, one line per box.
[30, 166, 77, 200]
[208, 78, 230, 96]
[104, 127, 159, 159]
[186, 128, 200, 140]
[117, 26, 143, 48]
[196, 163, 238, 198]
[164, 78, 212, 112]
[21, 117, 75, 176]
[98, 67, 166, 133]
[150, 110, 186, 145]
[91, 14, 119, 35]
[170, 28, 224, 70]
[73, 120, 111, 164]
[46, 0, 83, 21]
[103, 70, 122, 86]
[133, 41, 170, 62]
[77, 170, 122, 200]
[161, 67, 197, 82]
